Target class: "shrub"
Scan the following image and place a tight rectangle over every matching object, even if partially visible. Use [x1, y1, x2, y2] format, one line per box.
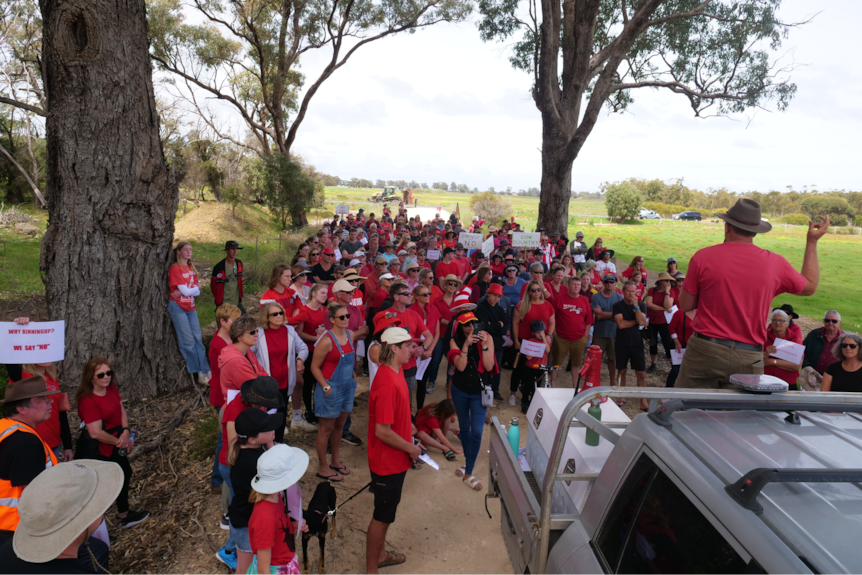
[778, 213, 810, 226]
[470, 191, 512, 228]
[605, 182, 642, 222]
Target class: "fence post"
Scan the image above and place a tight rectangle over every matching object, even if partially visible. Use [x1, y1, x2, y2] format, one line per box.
[255, 237, 258, 263]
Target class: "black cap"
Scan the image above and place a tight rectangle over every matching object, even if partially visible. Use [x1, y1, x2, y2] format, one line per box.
[530, 320, 547, 333]
[235, 408, 285, 439]
[224, 240, 243, 250]
[240, 376, 284, 409]
[455, 243, 464, 250]
[442, 247, 455, 256]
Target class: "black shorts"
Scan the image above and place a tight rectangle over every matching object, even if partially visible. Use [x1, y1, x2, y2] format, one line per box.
[370, 471, 406, 524]
[616, 345, 646, 372]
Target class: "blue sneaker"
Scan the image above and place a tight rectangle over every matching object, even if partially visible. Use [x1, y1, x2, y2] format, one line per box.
[216, 547, 237, 571]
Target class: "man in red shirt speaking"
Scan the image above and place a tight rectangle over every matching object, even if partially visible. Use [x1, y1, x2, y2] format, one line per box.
[366, 327, 423, 573]
[551, 277, 593, 387]
[678, 199, 829, 389]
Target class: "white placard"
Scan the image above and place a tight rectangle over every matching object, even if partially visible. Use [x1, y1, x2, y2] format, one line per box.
[92, 519, 111, 547]
[426, 249, 440, 261]
[419, 453, 439, 470]
[356, 340, 366, 358]
[512, 232, 540, 248]
[341, 230, 349, 240]
[0, 321, 65, 363]
[481, 236, 495, 258]
[771, 338, 805, 364]
[415, 356, 431, 380]
[360, 237, 368, 245]
[335, 204, 349, 215]
[458, 232, 483, 250]
[520, 338, 547, 358]
[671, 348, 686, 365]
[664, 305, 678, 324]
[503, 335, 513, 347]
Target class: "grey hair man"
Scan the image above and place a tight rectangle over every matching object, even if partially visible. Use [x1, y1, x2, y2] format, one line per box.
[800, 310, 844, 391]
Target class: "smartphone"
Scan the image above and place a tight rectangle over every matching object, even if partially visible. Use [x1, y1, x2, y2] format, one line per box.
[474, 322, 485, 333]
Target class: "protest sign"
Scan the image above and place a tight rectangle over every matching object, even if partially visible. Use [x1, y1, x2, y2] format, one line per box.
[664, 305, 678, 324]
[335, 204, 350, 215]
[512, 232, 540, 248]
[426, 249, 440, 261]
[458, 232, 483, 250]
[771, 338, 805, 364]
[0, 321, 65, 363]
[481, 236, 495, 258]
[520, 338, 547, 358]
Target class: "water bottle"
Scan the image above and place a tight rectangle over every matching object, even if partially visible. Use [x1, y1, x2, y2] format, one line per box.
[118, 430, 137, 458]
[508, 418, 520, 455]
[585, 399, 602, 446]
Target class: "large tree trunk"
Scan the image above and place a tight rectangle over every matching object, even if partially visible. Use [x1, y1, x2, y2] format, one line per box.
[537, 130, 575, 235]
[39, 0, 187, 400]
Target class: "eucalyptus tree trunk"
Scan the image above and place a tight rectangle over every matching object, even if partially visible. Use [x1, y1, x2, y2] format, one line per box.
[39, 0, 186, 399]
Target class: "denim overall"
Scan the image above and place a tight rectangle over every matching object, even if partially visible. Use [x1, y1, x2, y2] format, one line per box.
[314, 331, 357, 418]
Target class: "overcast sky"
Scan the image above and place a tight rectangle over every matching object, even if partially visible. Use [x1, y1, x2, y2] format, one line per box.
[207, 0, 861, 194]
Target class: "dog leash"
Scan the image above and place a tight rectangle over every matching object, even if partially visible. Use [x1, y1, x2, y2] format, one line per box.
[327, 481, 372, 516]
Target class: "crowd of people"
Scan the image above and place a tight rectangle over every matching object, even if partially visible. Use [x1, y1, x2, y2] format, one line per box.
[2, 197, 860, 573]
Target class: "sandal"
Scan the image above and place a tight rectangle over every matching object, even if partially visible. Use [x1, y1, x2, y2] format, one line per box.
[451, 428, 460, 436]
[410, 459, 423, 470]
[463, 475, 483, 491]
[315, 473, 343, 482]
[615, 399, 626, 407]
[378, 551, 406, 569]
[331, 465, 351, 476]
[455, 465, 466, 477]
[444, 450, 457, 461]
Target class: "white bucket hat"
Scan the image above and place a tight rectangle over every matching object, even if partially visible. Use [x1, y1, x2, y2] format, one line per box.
[252, 444, 309, 494]
[14, 461, 123, 563]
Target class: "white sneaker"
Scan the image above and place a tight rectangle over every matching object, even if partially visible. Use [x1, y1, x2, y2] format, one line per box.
[198, 372, 212, 384]
[291, 418, 318, 432]
[508, 395, 517, 407]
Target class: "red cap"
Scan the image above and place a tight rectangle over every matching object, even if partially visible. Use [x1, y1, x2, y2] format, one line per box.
[323, 247, 335, 255]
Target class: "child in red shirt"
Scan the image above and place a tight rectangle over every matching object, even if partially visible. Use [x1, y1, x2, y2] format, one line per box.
[248, 444, 309, 574]
[413, 399, 462, 462]
[518, 321, 552, 413]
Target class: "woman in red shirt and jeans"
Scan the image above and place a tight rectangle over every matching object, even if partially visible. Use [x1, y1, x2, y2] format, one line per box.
[298, 284, 328, 425]
[76, 357, 149, 528]
[167, 241, 210, 379]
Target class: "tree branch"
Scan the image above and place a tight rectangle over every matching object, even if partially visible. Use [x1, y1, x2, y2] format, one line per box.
[0, 140, 46, 206]
[0, 95, 45, 116]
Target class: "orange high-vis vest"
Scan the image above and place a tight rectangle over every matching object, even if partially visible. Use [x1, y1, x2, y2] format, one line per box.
[0, 418, 58, 532]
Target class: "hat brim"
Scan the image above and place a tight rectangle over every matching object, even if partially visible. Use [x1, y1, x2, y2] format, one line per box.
[251, 448, 309, 495]
[450, 303, 477, 312]
[14, 460, 124, 563]
[240, 412, 285, 436]
[715, 213, 772, 233]
[0, 388, 59, 404]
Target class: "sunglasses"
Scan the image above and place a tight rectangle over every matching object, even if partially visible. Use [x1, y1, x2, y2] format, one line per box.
[418, 292, 430, 297]
[842, 343, 858, 349]
[396, 292, 410, 297]
[335, 313, 351, 321]
[530, 288, 543, 293]
[377, 262, 386, 266]
[603, 280, 616, 284]
[269, 311, 285, 317]
[95, 370, 113, 379]
[246, 330, 259, 336]
[447, 282, 458, 287]
[825, 319, 840, 324]
[311, 252, 320, 257]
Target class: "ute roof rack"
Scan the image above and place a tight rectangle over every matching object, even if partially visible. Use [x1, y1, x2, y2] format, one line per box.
[534, 386, 862, 575]
[725, 468, 862, 514]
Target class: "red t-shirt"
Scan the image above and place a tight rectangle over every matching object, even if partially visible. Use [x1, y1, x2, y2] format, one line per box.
[435, 260, 461, 284]
[522, 337, 549, 369]
[169, 264, 199, 311]
[248, 496, 295, 565]
[765, 326, 803, 386]
[367, 365, 412, 476]
[414, 405, 441, 436]
[320, 332, 354, 380]
[412, 303, 441, 337]
[553, 293, 593, 341]
[15, 372, 66, 449]
[685, 243, 806, 345]
[646, 288, 672, 325]
[260, 288, 305, 326]
[546, 282, 566, 304]
[428, 285, 444, 305]
[78, 383, 124, 458]
[390, 309, 429, 370]
[372, 288, 389, 311]
[668, 311, 694, 348]
[621, 267, 648, 285]
[490, 263, 506, 277]
[208, 335, 230, 407]
[264, 327, 290, 389]
[515, 300, 555, 341]
[454, 257, 471, 278]
[219, 397, 260, 465]
[301, 305, 326, 355]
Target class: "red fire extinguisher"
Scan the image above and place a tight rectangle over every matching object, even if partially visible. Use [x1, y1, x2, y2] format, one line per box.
[578, 345, 607, 403]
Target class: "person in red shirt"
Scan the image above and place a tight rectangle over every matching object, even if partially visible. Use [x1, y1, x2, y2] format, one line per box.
[551, 277, 594, 388]
[489, 254, 505, 278]
[7, 360, 72, 463]
[76, 357, 149, 528]
[208, 303, 241, 494]
[247, 443, 308, 575]
[219, 316, 269, 405]
[667, 307, 696, 388]
[763, 308, 803, 390]
[366, 328, 422, 573]
[168, 241, 210, 378]
[413, 399, 461, 460]
[631, 270, 645, 302]
[510, 280, 555, 407]
[679, 199, 829, 389]
[545, 266, 567, 303]
[645, 273, 676, 374]
[298, 285, 329, 425]
[386, 282, 433, 407]
[260, 264, 307, 326]
[434, 248, 461, 288]
[419, 269, 443, 305]
[621, 255, 648, 287]
[519, 321, 552, 413]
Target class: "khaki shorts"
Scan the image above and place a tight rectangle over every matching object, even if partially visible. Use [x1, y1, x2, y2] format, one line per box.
[552, 333, 589, 368]
[593, 337, 616, 364]
[676, 334, 764, 389]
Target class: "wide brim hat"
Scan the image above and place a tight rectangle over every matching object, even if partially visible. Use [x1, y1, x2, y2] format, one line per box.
[654, 272, 675, 285]
[251, 444, 309, 495]
[342, 271, 366, 281]
[599, 249, 614, 258]
[441, 274, 463, 290]
[405, 262, 420, 271]
[715, 198, 772, 233]
[487, 283, 504, 296]
[450, 287, 476, 312]
[774, 304, 799, 319]
[373, 310, 402, 334]
[332, 279, 356, 293]
[224, 241, 243, 250]
[240, 376, 284, 409]
[14, 460, 123, 563]
[0, 376, 58, 404]
[585, 259, 597, 269]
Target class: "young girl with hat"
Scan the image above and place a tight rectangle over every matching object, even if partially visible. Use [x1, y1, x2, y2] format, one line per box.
[247, 444, 309, 574]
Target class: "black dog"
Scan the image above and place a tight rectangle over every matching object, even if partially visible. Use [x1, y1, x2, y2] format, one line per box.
[302, 482, 337, 574]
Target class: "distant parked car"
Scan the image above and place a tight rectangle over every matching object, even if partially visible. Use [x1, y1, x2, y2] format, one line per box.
[678, 211, 702, 221]
[638, 208, 660, 220]
[672, 213, 681, 220]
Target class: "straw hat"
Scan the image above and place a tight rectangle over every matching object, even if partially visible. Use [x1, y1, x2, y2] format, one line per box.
[654, 272, 675, 285]
[13, 461, 123, 563]
[441, 274, 463, 290]
[251, 444, 309, 495]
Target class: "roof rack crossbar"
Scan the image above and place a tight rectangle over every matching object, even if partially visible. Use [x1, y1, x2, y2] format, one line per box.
[725, 468, 862, 514]
[649, 399, 862, 429]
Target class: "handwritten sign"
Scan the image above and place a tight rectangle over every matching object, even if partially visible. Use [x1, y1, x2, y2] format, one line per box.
[335, 204, 350, 215]
[458, 232, 483, 250]
[481, 236, 495, 258]
[771, 338, 805, 364]
[426, 249, 440, 261]
[512, 232, 540, 248]
[0, 321, 65, 363]
[671, 348, 686, 365]
[664, 305, 678, 324]
[520, 339, 547, 358]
